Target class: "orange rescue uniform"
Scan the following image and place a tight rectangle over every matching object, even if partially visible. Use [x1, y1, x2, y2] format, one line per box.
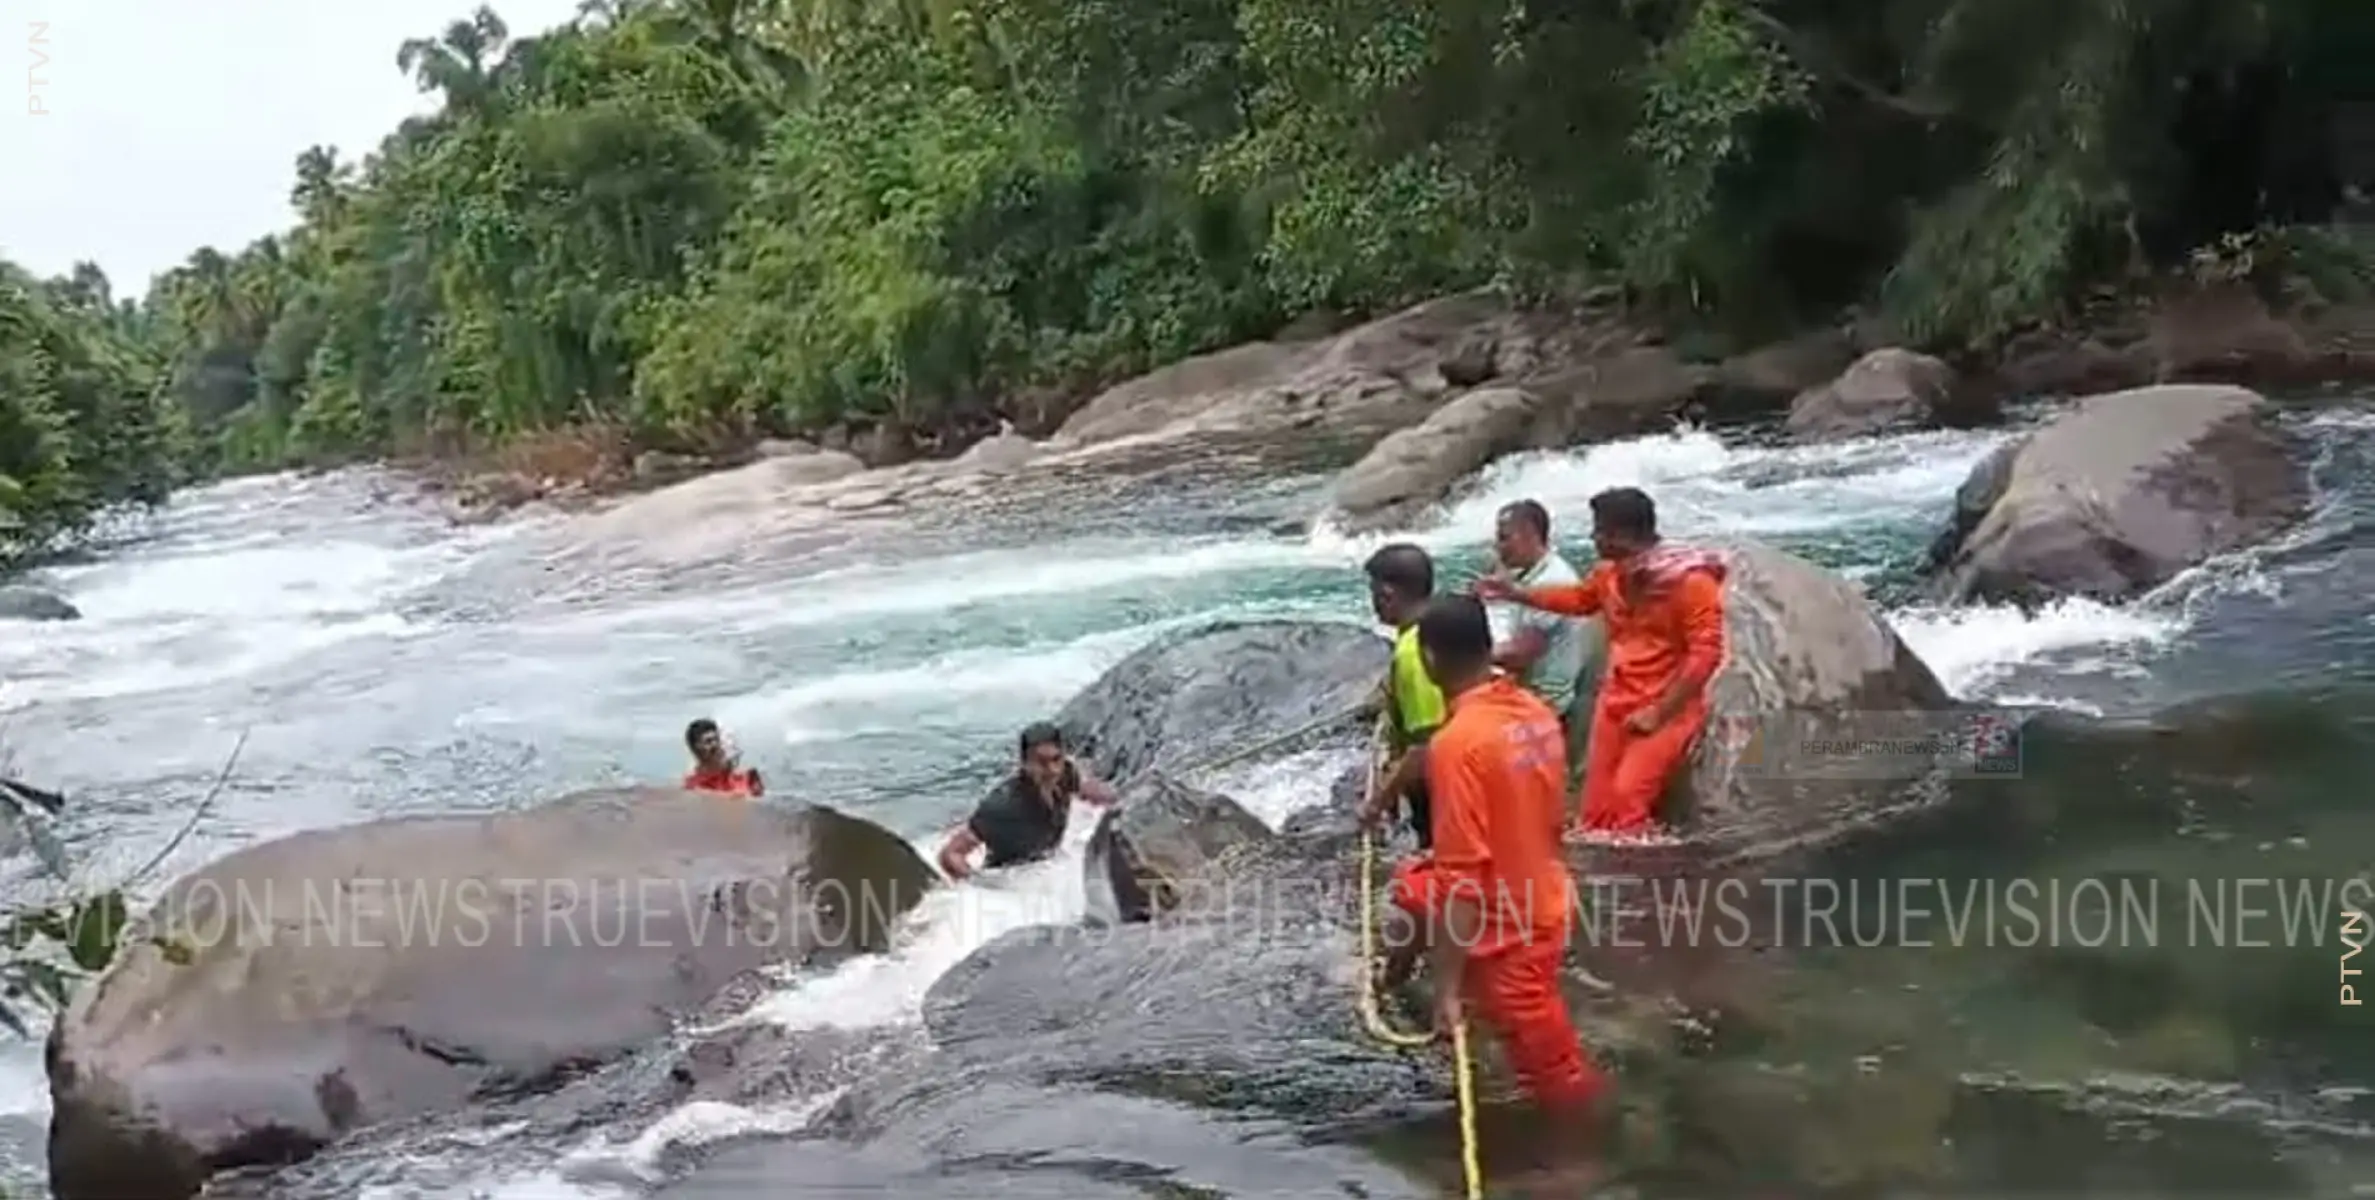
[684, 765, 762, 798]
[1389, 677, 1601, 1109]
[1520, 545, 1726, 834]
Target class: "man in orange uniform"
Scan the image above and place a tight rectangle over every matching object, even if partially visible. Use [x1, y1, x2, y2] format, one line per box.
[1359, 594, 1605, 1114]
[1477, 487, 1725, 835]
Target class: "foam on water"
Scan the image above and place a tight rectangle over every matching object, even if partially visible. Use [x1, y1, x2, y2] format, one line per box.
[0, 422, 2229, 1195]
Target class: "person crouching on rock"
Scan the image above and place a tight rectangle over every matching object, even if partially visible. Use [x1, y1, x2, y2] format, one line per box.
[937, 721, 1118, 881]
[683, 718, 764, 798]
[1475, 486, 1725, 837]
[1359, 594, 1607, 1114]
[1361, 542, 1448, 851]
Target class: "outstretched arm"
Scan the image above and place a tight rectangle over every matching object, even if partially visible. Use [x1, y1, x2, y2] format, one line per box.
[1076, 766, 1119, 806]
[938, 825, 984, 880]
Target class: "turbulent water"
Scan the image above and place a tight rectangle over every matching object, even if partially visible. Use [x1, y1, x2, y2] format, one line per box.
[3, 403, 2374, 1196]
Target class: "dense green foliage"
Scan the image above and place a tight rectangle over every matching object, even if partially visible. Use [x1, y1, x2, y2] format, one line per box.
[0, 265, 185, 567]
[2, 0, 2367, 548]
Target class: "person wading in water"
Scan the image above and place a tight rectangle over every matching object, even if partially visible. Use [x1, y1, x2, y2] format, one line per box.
[938, 721, 1117, 880]
[1476, 486, 1726, 836]
[682, 718, 764, 798]
[1359, 593, 1609, 1137]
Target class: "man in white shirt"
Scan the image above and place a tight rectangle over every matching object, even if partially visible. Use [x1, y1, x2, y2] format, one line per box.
[1487, 499, 1604, 789]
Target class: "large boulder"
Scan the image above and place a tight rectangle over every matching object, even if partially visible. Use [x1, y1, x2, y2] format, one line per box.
[1052, 619, 1390, 782]
[1677, 538, 1957, 849]
[0, 585, 78, 621]
[1784, 348, 1979, 441]
[45, 788, 936, 1200]
[1082, 773, 1273, 925]
[1922, 384, 2309, 605]
[1327, 386, 1545, 531]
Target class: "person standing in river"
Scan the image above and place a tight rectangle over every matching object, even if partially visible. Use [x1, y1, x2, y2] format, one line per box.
[1476, 487, 1726, 836]
[1359, 593, 1605, 1117]
[682, 718, 764, 797]
[1486, 499, 1602, 798]
[938, 721, 1118, 880]
[1360, 543, 1448, 850]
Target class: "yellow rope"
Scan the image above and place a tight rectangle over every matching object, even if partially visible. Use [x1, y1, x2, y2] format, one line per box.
[1355, 719, 1485, 1200]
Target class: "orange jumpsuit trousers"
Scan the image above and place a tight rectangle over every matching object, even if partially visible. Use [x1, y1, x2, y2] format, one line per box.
[1391, 857, 1605, 1109]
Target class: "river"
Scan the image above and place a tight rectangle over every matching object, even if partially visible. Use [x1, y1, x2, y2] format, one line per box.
[3, 406, 2372, 1196]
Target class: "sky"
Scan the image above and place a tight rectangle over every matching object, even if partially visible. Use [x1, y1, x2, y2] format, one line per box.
[1, 0, 584, 297]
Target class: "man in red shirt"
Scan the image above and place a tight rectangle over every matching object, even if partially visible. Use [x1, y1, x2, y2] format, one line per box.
[1476, 487, 1725, 835]
[1360, 593, 1604, 1114]
[682, 718, 763, 798]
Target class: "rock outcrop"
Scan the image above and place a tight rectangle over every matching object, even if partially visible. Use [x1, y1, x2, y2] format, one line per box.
[1676, 538, 1957, 849]
[1083, 773, 1273, 925]
[45, 789, 936, 1200]
[1923, 384, 2309, 605]
[1327, 386, 1545, 531]
[0, 585, 79, 621]
[1055, 293, 1721, 457]
[1784, 348, 1980, 441]
[1051, 619, 1390, 783]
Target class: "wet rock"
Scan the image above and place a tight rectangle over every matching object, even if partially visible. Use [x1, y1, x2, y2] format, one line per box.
[1924, 436, 2028, 572]
[1680, 538, 1956, 847]
[45, 788, 936, 1200]
[1992, 333, 2150, 399]
[1923, 384, 2309, 605]
[1711, 328, 1858, 405]
[1529, 345, 1714, 441]
[766, 449, 864, 487]
[754, 437, 817, 458]
[1055, 293, 1709, 451]
[2144, 286, 2320, 387]
[947, 429, 1039, 475]
[1052, 619, 1389, 783]
[632, 450, 710, 484]
[850, 423, 917, 469]
[1083, 773, 1273, 925]
[0, 585, 78, 621]
[1327, 386, 1542, 531]
[1784, 348, 1975, 441]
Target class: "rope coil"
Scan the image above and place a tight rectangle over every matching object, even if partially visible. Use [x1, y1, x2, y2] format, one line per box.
[1354, 717, 1484, 1200]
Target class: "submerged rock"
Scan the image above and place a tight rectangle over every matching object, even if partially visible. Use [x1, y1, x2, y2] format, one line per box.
[0, 585, 78, 621]
[45, 788, 935, 1200]
[1923, 384, 2309, 605]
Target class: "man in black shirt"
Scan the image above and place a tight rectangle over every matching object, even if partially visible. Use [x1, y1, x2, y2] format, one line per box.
[937, 721, 1119, 880]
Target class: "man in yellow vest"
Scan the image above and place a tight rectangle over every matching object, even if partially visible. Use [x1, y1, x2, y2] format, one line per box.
[1358, 543, 1448, 849]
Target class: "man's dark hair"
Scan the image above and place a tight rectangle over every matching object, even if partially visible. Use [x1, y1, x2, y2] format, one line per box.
[1589, 487, 1657, 540]
[1498, 499, 1551, 540]
[1362, 542, 1435, 598]
[1018, 721, 1066, 757]
[1415, 595, 1494, 676]
[685, 718, 719, 750]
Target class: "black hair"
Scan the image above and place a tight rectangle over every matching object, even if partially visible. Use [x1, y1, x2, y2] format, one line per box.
[1362, 542, 1435, 599]
[1018, 721, 1066, 757]
[685, 718, 719, 750]
[1415, 594, 1494, 676]
[1588, 487, 1657, 540]
[1497, 499, 1551, 540]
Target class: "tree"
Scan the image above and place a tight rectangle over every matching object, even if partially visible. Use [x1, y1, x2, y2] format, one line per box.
[57, 0, 2373, 490]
